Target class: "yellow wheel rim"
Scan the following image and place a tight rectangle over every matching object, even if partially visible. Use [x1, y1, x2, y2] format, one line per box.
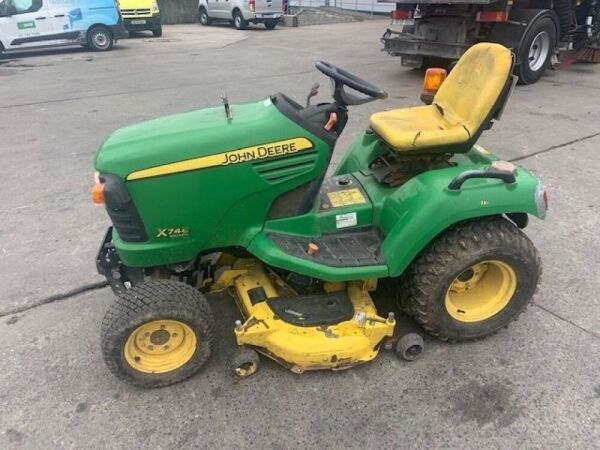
[445, 260, 517, 323]
[124, 320, 197, 374]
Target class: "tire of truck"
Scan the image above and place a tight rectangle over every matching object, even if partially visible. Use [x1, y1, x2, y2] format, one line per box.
[516, 16, 557, 84]
[152, 25, 163, 37]
[199, 7, 212, 26]
[264, 20, 277, 30]
[87, 25, 114, 52]
[0, 41, 5, 59]
[233, 10, 248, 30]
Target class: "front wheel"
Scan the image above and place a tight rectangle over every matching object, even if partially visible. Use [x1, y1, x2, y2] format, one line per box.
[233, 11, 248, 30]
[152, 25, 163, 37]
[399, 217, 541, 341]
[87, 26, 113, 51]
[101, 280, 215, 388]
[516, 16, 557, 84]
[199, 7, 211, 26]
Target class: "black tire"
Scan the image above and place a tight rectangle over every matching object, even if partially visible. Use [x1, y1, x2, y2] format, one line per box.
[101, 280, 215, 388]
[232, 347, 260, 378]
[516, 17, 557, 84]
[87, 25, 113, 52]
[233, 10, 247, 30]
[395, 333, 424, 361]
[152, 25, 163, 37]
[264, 20, 277, 30]
[199, 7, 211, 26]
[399, 216, 541, 341]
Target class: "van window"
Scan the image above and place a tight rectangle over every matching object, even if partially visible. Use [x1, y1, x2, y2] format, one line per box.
[0, 0, 43, 15]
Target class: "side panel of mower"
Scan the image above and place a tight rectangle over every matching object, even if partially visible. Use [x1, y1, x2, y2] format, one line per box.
[246, 134, 544, 281]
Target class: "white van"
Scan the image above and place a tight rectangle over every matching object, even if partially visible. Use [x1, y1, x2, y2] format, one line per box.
[198, 0, 283, 30]
[0, 0, 127, 55]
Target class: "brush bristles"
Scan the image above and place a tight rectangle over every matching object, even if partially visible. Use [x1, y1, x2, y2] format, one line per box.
[575, 46, 600, 63]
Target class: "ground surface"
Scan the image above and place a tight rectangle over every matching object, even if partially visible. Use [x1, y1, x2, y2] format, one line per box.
[1, 21, 599, 449]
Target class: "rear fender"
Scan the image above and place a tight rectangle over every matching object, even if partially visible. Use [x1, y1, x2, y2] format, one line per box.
[375, 164, 545, 277]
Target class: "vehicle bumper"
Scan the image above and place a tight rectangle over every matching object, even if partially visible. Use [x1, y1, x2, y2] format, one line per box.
[381, 28, 468, 60]
[96, 227, 144, 296]
[250, 12, 283, 23]
[123, 14, 161, 32]
[110, 23, 129, 40]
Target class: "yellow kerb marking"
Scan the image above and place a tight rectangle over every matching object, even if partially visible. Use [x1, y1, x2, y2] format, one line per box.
[127, 137, 314, 181]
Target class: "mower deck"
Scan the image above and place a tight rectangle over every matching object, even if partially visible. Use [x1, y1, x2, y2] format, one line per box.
[213, 259, 395, 374]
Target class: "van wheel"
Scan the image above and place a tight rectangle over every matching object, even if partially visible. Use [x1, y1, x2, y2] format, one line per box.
[87, 26, 113, 51]
[199, 7, 211, 26]
[233, 10, 247, 30]
[265, 20, 277, 30]
[152, 25, 163, 37]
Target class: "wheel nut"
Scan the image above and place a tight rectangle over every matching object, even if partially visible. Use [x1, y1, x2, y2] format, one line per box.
[235, 320, 243, 332]
[172, 333, 177, 338]
[164, 345, 169, 350]
[147, 345, 154, 350]
[387, 312, 395, 323]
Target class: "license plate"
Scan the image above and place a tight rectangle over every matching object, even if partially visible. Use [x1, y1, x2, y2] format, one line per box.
[131, 20, 146, 24]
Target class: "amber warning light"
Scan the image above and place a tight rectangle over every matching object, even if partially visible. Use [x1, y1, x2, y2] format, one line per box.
[420, 68, 447, 105]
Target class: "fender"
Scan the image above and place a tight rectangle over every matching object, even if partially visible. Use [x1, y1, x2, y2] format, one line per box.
[489, 8, 560, 62]
[366, 163, 545, 277]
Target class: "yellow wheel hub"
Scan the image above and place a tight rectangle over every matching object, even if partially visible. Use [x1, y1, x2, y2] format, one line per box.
[124, 320, 197, 374]
[445, 260, 517, 322]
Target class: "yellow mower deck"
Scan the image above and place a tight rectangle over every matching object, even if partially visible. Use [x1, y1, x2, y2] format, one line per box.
[210, 258, 395, 374]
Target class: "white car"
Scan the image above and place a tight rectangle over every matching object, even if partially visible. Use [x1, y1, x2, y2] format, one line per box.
[198, 0, 283, 30]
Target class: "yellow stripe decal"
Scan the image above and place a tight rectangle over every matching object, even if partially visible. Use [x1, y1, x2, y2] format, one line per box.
[127, 137, 314, 181]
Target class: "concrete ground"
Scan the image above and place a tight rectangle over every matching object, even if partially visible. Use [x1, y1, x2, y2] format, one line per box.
[1, 21, 599, 449]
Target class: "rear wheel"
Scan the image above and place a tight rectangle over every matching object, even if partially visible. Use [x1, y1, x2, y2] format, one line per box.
[87, 25, 113, 51]
[399, 217, 541, 341]
[264, 20, 277, 30]
[233, 10, 247, 30]
[101, 280, 215, 388]
[199, 7, 211, 26]
[516, 16, 556, 84]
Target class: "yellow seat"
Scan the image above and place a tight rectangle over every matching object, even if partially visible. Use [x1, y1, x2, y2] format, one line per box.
[370, 43, 514, 152]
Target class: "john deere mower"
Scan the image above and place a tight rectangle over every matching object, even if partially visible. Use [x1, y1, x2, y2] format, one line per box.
[94, 43, 547, 388]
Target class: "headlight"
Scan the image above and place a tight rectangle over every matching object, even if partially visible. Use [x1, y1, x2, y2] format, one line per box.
[152, 1, 159, 11]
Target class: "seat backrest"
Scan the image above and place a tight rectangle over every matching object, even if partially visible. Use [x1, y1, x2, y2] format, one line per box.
[433, 43, 513, 136]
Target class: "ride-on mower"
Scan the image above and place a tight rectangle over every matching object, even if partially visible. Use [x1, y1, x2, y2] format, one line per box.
[94, 43, 546, 388]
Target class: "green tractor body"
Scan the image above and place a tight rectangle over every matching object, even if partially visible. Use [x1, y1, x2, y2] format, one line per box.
[96, 96, 542, 281]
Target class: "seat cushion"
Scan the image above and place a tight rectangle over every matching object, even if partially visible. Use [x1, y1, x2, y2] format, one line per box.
[369, 104, 470, 151]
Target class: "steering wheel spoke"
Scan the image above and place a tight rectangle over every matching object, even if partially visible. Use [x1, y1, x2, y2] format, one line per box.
[315, 61, 388, 106]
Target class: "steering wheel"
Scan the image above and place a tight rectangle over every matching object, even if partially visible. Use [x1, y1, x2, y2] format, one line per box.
[315, 61, 388, 106]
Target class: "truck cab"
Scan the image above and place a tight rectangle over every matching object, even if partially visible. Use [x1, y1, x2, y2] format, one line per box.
[198, 0, 283, 30]
[119, 0, 162, 37]
[0, 0, 127, 54]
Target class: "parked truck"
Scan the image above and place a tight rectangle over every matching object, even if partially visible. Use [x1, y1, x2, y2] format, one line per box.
[380, 0, 600, 84]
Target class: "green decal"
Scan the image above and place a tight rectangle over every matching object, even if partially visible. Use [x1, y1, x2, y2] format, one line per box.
[17, 21, 37, 30]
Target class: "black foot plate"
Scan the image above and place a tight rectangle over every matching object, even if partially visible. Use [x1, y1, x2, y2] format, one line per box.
[267, 291, 354, 327]
[268, 227, 385, 267]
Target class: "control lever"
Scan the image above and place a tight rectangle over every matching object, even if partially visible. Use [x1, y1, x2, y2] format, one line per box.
[306, 83, 320, 107]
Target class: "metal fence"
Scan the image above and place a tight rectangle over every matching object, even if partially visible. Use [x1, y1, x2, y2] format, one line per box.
[287, 0, 394, 15]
